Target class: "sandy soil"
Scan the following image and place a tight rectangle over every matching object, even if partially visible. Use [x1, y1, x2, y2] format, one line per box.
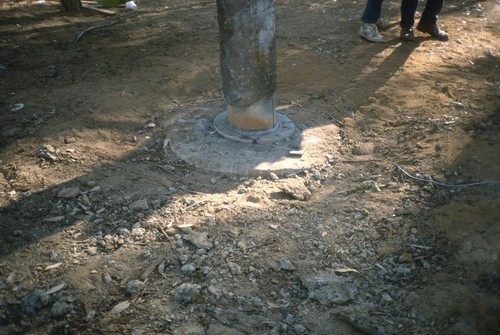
[0, 0, 499, 334]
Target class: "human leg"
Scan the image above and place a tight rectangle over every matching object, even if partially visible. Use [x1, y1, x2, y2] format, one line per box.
[362, 0, 384, 24]
[418, 0, 444, 28]
[416, 0, 449, 41]
[400, 0, 418, 41]
[360, 0, 385, 42]
[400, 0, 418, 28]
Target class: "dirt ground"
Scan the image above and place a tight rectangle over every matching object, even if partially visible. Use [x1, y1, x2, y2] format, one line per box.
[1, 0, 499, 334]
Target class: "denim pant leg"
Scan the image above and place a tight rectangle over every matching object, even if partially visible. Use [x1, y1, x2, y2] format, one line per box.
[401, 0, 418, 28]
[361, 0, 384, 24]
[419, 0, 444, 27]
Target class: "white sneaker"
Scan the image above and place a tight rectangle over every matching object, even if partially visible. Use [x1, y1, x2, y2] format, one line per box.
[359, 23, 385, 43]
[376, 17, 390, 29]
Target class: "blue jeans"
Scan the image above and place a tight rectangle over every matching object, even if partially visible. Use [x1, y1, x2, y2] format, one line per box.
[401, 0, 444, 28]
[361, 0, 384, 24]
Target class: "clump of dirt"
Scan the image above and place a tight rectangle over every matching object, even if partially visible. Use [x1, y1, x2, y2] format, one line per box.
[0, 0, 499, 334]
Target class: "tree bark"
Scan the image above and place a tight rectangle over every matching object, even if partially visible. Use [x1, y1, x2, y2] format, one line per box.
[60, 0, 83, 11]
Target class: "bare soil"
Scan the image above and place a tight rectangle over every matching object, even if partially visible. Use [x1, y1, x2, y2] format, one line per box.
[0, 0, 499, 334]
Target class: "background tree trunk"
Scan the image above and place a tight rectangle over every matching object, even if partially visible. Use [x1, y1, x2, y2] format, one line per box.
[60, 0, 83, 11]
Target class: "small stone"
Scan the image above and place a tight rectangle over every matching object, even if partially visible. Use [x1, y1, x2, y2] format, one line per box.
[85, 309, 96, 322]
[173, 283, 201, 303]
[279, 178, 312, 201]
[132, 227, 146, 237]
[279, 258, 296, 271]
[267, 260, 281, 271]
[237, 241, 247, 253]
[57, 186, 81, 198]
[103, 272, 112, 284]
[179, 254, 189, 264]
[181, 263, 197, 274]
[210, 177, 217, 185]
[129, 199, 149, 211]
[158, 261, 166, 274]
[51, 301, 73, 317]
[36, 144, 58, 161]
[64, 137, 77, 144]
[352, 143, 375, 156]
[269, 172, 279, 181]
[141, 249, 152, 259]
[127, 280, 146, 296]
[294, 324, 306, 334]
[313, 170, 322, 181]
[21, 290, 51, 315]
[202, 266, 213, 275]
[81, 194, 90, 205]
[184, 231, 212, 249]
[117, 227, 130, 237]
[87, 246, 98, 255]
[227, 262, 242, 275]
[164, 165, 176, 172]
[49, 250, 59, 262]
[300, 270, 357, 306]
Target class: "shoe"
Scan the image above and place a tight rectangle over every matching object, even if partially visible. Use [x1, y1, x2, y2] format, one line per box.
[417, 23, 449, 41]
[359, 23, 385, 43]
[376, 17, 390, 29]
[400, 27, 415, 42]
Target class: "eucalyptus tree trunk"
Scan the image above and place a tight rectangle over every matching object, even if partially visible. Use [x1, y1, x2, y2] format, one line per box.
[60, 0, 83, 11]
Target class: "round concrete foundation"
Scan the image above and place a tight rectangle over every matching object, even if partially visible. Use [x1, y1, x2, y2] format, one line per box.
[167, 102, 338, 175]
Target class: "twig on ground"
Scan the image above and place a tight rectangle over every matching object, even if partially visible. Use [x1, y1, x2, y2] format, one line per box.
[82, 4, 116, 16]
[395, 165, 500, 188]
[410, 244, 432, 250]
[76, 11, 142, 42]
[158, 225, 174, 244]
[342, 159, 381, 163]
[141, 253, 168, 280]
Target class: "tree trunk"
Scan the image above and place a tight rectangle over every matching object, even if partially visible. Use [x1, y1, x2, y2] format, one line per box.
[60, 0, 83, 11]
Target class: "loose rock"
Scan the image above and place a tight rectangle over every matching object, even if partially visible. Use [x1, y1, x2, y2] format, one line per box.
[21, 290, 51, 315]
[279, 179, 312, 201]
[227, 261, 242, 275]
[300, 270, 357, 306]
[57, 186, 81, 198]
[173, 283, 201, 303]
[50, 301, 73, 317]
[184, 231, 212, 249]
[279, 258, 296, 271]
[181, 263, 197, 275]
[129, 199, 149, 211]
[127, 280, 146, 296]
